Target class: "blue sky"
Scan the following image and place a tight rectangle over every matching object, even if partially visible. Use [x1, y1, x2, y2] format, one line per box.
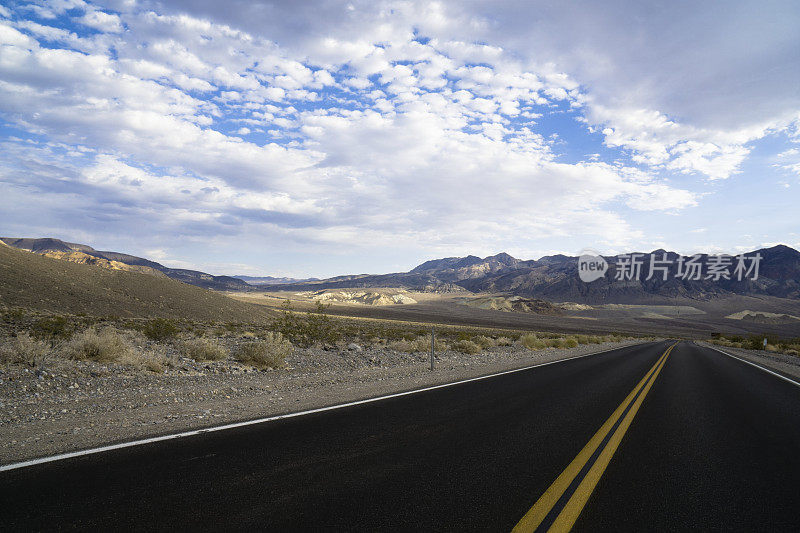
[0, 0, 798, 277]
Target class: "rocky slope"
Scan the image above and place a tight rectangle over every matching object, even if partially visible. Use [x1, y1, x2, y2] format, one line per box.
[0, 243, 271, 321]
[1, 238, 249, 291]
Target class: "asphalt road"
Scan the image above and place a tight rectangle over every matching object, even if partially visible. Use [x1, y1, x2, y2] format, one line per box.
[1, 341, 799, 531]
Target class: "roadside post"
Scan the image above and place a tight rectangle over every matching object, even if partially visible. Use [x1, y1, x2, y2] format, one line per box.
[763, 338, 768, 349]
[430, 327, 435, 371]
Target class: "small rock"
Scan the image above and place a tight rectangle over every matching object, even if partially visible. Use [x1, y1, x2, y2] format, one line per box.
[347, 343, 363, 352]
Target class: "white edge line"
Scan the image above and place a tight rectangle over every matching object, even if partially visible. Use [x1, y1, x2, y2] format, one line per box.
[1, 341, 655, 473]
[704, 344, 800, 388]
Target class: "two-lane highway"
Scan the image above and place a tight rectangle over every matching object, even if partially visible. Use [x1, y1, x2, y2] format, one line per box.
[575, 342, 800, 531]
[1, 341, 799, 531]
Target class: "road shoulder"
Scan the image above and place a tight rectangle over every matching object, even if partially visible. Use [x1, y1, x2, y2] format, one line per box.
[695, 341, 800, 383]
[1, 340, 649, 465]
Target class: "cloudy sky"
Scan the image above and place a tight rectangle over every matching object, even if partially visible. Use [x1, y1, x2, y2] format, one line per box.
[1, 0, 798, 277]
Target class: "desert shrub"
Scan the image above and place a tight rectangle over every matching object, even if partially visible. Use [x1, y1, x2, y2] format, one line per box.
[271, 302, 341, 347]
[409, 336, 433, 352]
[0, 333, 50, 366]
[713, 338, 744, 349]
[387, 339, 413, 352]
[142, 357, 166, 373]
[745, 335, 763, 350]
[575, 334, 604, 345]
[452, 339, 481, 354]
[454, 331, 474, 342]
[519, 333, 536, 348]
[404, 336, 425, 352]
[367, 336, 384, 346]
[180, 337, 228, 361]
[142, 318, 180, 341]
[495, 336, 513, 346]
[140, 343, 173, 373]
[31, 315, 70, 339]
[1, 308, 27, 324]
[474, 335, 496, 349]
[545, 338, 568, 349]
[235, 333, 292, 369]
[564, 336, 579, 348]
[520, 333, 547, 350]
[389, 335, 447, 353]
[64, 327, 135, 362]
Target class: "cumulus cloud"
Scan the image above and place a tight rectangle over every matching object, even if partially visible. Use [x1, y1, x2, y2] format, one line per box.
[78, 9, 123, 33]
[0, 0, 796, 273]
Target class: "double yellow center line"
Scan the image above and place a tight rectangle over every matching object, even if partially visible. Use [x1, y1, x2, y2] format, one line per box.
[513, 342, 678, 533]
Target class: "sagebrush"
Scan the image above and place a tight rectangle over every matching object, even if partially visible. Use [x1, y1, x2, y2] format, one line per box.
[235, 332, 292, 369]
[64, 327, 136, 362]
[0, 333, 50, 366]
[180, 337, 228, 361]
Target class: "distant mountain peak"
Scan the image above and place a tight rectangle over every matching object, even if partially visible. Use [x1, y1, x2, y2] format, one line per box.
[410, 255, 483, 273]
[760, 243, 800, 256]
[484, 252, 518, 264]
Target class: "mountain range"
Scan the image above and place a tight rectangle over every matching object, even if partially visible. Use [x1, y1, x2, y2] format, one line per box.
[233, 275, 319, 286]
[263, 246, 800, 304]
[4, 238, 799, 304]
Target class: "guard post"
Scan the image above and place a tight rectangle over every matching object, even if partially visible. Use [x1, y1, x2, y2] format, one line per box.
[430, 327, 435, 371]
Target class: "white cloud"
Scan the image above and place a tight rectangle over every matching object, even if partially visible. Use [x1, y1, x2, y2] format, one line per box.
[78, 10, 123, 33]
[775, 147, 800, 178]
[0, 0, 797, 274]
[0, 22, 34, 47]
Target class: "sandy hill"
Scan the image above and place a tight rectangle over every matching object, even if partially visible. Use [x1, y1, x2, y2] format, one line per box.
[38, 249, 167, 277]
[460, 296, 562, 315]
[0, 243, 270, 322]
[725, 310, 800, 324]
[1, 237, 250, 292]
[295, 289, 418, 306]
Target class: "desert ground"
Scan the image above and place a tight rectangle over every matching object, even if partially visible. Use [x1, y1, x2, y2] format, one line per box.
[229, 287, 800, 339]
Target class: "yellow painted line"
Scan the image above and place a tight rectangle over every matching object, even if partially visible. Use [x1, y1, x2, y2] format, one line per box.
[513, 342, 677, 533]
[548, 344, 672, 531]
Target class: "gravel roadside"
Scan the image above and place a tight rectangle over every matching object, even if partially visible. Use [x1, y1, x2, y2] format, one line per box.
[695, 341, 800, 382]
[0, 340, 647, 465]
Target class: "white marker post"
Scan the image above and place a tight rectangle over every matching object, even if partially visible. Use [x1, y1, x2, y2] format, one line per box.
[430, 327, 435, 371]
